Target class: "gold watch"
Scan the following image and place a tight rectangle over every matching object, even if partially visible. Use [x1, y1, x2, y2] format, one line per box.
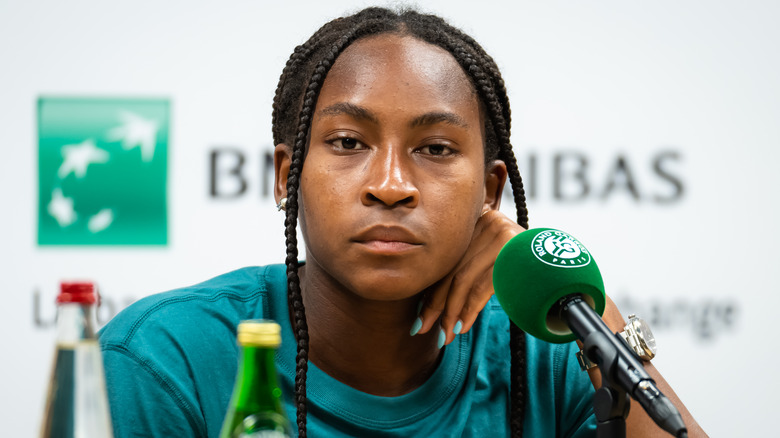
[576, 314, 657, 371]
[619, 314, 657, 361]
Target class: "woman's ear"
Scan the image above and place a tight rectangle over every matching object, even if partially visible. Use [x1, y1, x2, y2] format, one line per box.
[484, 160, 508, 211]
[274, 143, 293, 204]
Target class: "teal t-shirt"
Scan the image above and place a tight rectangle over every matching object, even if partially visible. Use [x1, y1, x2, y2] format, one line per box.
[99, 264, 596, 437]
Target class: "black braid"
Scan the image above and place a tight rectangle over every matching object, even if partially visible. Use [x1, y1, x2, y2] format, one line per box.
[272, 7, 530, 437]
[510, 320, 528, 437]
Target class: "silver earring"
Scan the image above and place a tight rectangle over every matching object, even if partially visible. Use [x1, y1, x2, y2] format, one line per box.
[276, 197, 287, 212]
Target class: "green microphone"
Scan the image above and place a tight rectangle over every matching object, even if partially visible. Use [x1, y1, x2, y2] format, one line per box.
[494, 228, 688, 437]
[493, 228, 606, 343]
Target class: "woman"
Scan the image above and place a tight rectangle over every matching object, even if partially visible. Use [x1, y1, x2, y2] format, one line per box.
[100, 7, 706, 437]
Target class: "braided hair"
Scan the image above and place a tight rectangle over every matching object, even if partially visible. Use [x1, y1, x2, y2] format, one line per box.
[271, 7, 530, 437]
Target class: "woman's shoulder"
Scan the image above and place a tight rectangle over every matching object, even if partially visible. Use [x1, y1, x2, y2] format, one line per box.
[96, 264, 289, 437]
[98, 264, 288, 350]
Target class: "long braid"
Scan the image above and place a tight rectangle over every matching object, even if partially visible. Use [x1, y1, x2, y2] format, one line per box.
[281, 53, 331, 438]
[273, 7, 530, 437]
[282, 51, 327, 438]
[283, 91, 308, 435]
[509, 320, 528, 436]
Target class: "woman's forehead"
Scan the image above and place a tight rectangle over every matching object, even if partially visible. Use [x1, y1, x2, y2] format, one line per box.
[318, 33, 478, 112]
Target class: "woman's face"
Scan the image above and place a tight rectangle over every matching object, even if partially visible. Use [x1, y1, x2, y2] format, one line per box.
[292, 34, 501, 300]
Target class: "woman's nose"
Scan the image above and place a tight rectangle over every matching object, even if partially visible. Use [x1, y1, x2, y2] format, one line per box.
[361, 148, 419, 208]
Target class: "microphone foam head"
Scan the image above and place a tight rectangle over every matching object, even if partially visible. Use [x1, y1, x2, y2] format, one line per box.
[493, 228, 606, 343]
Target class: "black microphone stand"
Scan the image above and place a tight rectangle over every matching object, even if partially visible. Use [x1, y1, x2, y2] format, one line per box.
[558, 295, 689, 437]
[559, 296, 631, 438]
[582, 329, 630, 438]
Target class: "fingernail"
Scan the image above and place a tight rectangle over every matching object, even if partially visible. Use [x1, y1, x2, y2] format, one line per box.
[453, 320, 463, 335]
[437, 329, 446, 349]
[416, 300, 424, 315]
[410, 317, 423, 336]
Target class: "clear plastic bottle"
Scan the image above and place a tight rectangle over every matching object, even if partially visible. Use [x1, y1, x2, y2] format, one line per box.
[40, 281, 113, 438]
[220, 320, 292, 438]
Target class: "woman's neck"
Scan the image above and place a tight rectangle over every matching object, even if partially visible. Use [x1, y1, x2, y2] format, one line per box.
[296, 264, 443, 396]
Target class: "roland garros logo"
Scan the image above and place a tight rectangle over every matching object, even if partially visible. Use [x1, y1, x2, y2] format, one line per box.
[531, 230, 591, 268]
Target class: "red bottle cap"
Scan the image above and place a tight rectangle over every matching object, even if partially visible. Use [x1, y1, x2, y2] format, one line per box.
[58, 282, 98, 304]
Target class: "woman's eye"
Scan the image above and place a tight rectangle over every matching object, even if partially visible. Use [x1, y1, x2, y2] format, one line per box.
[331, 137, 363, 150]
[419, 144, 453, 156]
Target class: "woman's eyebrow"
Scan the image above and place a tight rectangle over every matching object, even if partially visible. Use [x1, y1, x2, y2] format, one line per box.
[409, 112, 469, 129]
[318, 102, 378, 124]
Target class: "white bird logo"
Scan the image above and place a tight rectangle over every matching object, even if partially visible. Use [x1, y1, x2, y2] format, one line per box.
[107, 111, 159, 162]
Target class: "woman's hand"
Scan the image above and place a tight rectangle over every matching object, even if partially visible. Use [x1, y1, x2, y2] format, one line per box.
[412, 209, 525, 346]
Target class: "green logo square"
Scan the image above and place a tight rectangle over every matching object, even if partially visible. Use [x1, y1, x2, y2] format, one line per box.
[38, 97, 170, 245]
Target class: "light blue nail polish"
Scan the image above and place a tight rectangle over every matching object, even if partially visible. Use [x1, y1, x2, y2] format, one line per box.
[438, 329, 446, 349]
[453, 320, 463, 335]
[410, 317, 423, 336]
[416, 300, 424, 315]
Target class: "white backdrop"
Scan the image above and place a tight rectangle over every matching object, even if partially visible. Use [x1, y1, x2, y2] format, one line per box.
[2, 0, 779, 436]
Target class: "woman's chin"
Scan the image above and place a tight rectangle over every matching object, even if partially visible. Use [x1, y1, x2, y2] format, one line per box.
[346, 277, 433, 303]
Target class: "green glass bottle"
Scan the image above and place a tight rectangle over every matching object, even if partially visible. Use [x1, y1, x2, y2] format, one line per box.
[220, 320, 292, 438]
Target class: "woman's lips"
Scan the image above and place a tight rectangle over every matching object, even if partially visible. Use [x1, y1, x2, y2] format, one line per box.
[352, 225, 423, 254]
[356, 239, 421, 254]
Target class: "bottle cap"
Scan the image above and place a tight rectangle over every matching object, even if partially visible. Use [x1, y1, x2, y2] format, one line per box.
[57, 282, 97, 304]
[237, 320, 281, 347]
